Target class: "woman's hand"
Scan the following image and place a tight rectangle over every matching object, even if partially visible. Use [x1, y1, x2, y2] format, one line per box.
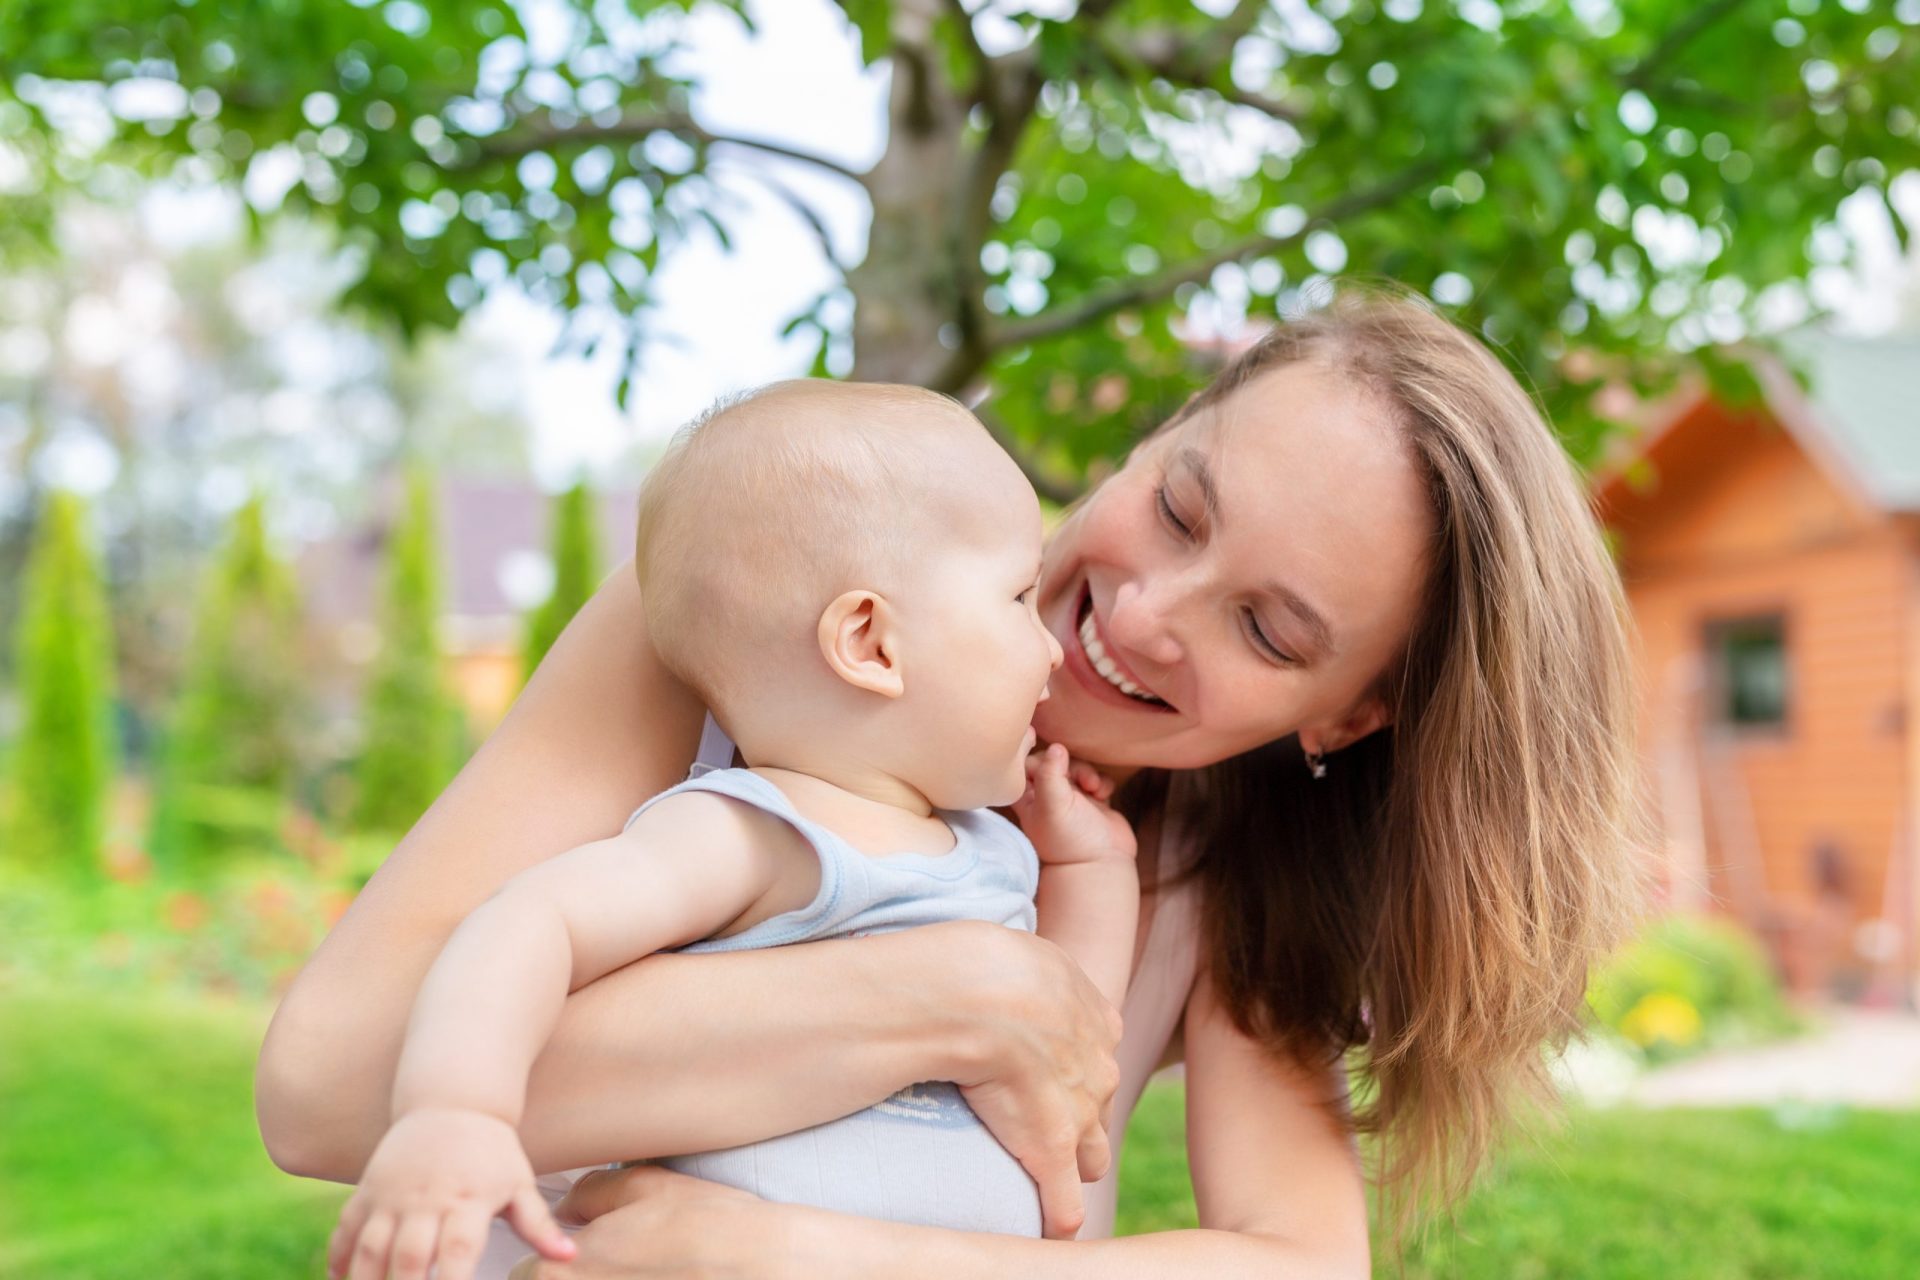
[505, 1166, 807, 1280]
[942, 921, 1125, 1240]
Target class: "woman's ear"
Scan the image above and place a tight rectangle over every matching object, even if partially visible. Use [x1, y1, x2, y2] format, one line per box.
[1301, 697, 1393, 758]
[817, 590, 905, 699]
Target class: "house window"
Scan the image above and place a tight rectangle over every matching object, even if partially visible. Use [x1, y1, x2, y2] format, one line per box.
[1706, 615, 1789, 728]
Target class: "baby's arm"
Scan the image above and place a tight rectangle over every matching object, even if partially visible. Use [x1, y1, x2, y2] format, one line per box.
[1012, 745, 1139, 1012]
[329, 790, 817, 1280]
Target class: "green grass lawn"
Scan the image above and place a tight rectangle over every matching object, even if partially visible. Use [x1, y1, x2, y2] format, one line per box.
[7, 985, 1920, 1278]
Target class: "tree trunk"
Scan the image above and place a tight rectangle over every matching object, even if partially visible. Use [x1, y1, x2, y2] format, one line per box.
[845, 2, 972, 390]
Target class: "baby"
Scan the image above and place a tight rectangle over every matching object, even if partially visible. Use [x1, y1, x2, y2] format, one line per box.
[327, 380, 1138, 1280]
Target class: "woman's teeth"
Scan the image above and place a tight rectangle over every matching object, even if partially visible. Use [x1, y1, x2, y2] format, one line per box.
[1078, 604, 1166, 705]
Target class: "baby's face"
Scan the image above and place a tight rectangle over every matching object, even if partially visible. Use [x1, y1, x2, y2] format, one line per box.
[895, 472, 1063, 809]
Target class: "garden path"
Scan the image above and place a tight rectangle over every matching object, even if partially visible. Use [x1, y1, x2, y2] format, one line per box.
[1625, 1008, 1920, 1109]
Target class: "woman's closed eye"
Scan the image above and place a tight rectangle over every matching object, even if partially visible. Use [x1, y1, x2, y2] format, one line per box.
[1158, 482, 1301, 666]
[1154, 484, 1193, 539]
[1242, 608, 1300, 666]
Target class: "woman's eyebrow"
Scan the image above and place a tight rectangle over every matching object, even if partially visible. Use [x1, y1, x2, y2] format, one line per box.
[1177, 446, 1337, 656]
[1174, 446, 1222, 521]
[1265, 580, 1336, 657]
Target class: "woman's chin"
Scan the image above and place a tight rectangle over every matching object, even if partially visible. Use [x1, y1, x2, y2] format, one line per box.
[1031, 697, 1070, 745]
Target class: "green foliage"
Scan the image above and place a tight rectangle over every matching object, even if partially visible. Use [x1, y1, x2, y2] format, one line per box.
[521, 480, 603, 685]
[0, 858, 349, 1002]
[147, 497, 305, 879]
[351, 469, 461, 835]
[2, 492, 116, 876]
[3, 2, 1915, 473]
[1588, 914, 1798, 1063]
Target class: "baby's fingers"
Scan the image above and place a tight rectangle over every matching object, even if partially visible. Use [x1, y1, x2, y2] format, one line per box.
[327, 1196, 369, 1280]
[433, 1209, 494, 1280]
[1067, 759, 1114, 802]
[345, 1208, 396, 1280]
[388, 1211, 442, 1280]
[505, 1185, 578, 1262]
[1026, 743, 1073, 800]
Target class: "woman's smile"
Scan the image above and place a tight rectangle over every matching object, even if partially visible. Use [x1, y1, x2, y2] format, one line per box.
[1060, 583, 1178, 715]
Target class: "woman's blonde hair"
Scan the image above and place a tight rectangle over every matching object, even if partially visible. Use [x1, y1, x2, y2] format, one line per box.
[1125, 287, 1643, 1232]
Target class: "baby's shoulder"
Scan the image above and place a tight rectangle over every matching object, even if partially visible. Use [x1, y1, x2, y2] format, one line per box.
[626, 774, 817, 869]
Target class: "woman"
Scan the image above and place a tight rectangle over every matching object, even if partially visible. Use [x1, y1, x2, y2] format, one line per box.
[257, 290, 1639, 1276]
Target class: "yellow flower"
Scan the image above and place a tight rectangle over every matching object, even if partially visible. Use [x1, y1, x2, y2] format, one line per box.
[1619, 992, 1702, 1049]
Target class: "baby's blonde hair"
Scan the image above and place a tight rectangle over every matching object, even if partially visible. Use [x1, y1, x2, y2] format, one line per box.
[635, 379, 985, 720]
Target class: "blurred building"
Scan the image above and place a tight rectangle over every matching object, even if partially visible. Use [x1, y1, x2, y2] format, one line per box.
[297, 477, 637, 736]
[1595, 331, 1920, 1004]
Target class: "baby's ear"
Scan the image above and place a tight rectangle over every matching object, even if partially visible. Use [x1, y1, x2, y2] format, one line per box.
[817, 590, 904, 698]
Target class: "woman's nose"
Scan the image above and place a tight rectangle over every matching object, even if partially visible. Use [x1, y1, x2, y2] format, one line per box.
[1108, 580, 1183, 668]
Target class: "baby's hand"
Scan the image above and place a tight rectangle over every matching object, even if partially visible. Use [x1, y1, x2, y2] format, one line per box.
[327, 1108, 575, 1280]
[1013, 742, 1137, 868]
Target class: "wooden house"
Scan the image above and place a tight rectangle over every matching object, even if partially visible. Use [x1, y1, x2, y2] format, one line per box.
[1593, 331, 1920, 1001]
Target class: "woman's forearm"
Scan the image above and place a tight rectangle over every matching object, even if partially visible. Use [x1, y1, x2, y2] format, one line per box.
[797, 1213, 1367, 1279]
[514, 929, 984, 1172]
[266, 924, 983, 1182]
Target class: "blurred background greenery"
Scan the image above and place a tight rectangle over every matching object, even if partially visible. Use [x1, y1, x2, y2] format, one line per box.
[4, 0, 1919, 1276]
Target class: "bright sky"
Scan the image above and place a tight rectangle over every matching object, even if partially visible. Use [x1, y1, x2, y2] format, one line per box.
[497, 0, 887, 485]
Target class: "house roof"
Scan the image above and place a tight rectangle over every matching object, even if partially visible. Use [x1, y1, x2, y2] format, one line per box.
[298, 477, 639, 645]
[1596, 328, 1920, 516]
[1773, 330, 1920, 512]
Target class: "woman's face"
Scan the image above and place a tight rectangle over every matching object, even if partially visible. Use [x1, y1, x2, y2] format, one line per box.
[1033, 358, 1435, 772]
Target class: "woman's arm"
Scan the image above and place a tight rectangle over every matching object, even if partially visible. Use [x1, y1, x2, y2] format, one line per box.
[256, 565, 1120, 1207]
[829, 967, 1368, 1275]
[536, 966, 1370, 1279]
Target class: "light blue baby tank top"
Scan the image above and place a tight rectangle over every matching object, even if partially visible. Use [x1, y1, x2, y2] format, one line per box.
[624, 758, 1045, 1237]
[473, 721, 1047, 1279]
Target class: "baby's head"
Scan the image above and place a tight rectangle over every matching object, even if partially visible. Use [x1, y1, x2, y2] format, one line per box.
[636, 379, 1063, 810]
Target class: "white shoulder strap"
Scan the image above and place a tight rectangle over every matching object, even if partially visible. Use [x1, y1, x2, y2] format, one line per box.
[690, 712, 738, 777]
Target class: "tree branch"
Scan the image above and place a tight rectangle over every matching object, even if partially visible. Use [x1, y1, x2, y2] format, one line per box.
[463, 111, 868, 184]
[1622, 0, 1754, 90]
[974, 402, 1084, 505]
[1075, 0, 1131, 24]
[1109, 3, 1297, 123]
[989, 123, 1501, 350]
[718, 162, 851, 278]
[941, 0, 992, 108]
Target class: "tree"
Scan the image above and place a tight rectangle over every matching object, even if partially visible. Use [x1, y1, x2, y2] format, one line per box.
[521, 480, 604, 685]
[352, 470, 461, 834]
[2, 492, 117, 876]
[5, 2, 1915, 476]
[147, 496, 305, 878]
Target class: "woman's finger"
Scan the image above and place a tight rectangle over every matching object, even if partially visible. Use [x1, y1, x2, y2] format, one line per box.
[345, 1209, 396, 1280]
[388, 1211, 442, 1280]
[1029, 1148, 1087, 1241]
[1076, 1118, 1113, 1185]
[553, 1165, 662, 1224]
[505, 1185, 579, 1261]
